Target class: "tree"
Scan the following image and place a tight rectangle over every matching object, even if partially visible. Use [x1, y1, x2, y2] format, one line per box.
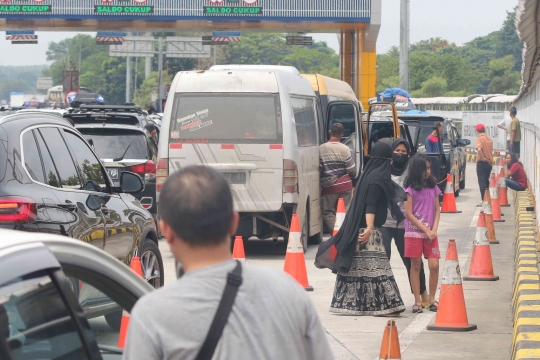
[416, 76, 447, 97]
[487, 55, 521, 94]
[133, 72, 159, 108]
[101, 58, 126, 105]
[376, 47, 399, 93]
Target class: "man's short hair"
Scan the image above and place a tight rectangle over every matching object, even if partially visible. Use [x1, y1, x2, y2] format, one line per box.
[330, 123, 344, 137]
[144, 123, 156, 132]
[510, 107, 517, 115]
[159, 166, 234, 247]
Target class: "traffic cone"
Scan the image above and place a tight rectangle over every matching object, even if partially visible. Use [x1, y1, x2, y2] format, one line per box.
[427, 239, 477, 332]
[118, 256, 143, 348]
[498, 172, 510, 207]
[232, 236, 246, 263]
[330, 198, 346, 261]
[463, 211, 499, 281]
[379, 320, 401, 360]
[441, 174, 461, 213]
[284, 214, 313, 291]
[490, 174, 504, 222]
[483, 189, 499, 244]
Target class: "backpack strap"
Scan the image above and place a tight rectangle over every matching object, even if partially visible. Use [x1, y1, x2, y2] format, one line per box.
[195, 261, 243, 360]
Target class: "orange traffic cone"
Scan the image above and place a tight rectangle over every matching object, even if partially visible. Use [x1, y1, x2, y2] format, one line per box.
[232, 236, 246, 262]
[284, 214, 313, 291]
[379, 320, 401, 360]
[463, 212, 499, 281]
[441, 174, 461, 213]
[329, 198, 346, 261]
[427, 239, 477, 332]
[490, 174, 504, 222]
[498, 172, 510, 207]
[483, 189, 499, 245]
[118, 256, 143, 348]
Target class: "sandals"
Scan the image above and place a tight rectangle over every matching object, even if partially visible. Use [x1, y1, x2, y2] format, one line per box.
[428, 301, 438, 312]
[412, 304, 423, 313]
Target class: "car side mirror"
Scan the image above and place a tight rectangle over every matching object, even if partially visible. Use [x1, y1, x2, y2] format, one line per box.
[87, 139, 95, 151]
[120, 171, 144, 193]
[86, 195, 104, 211]
[456, 138, 471, 147]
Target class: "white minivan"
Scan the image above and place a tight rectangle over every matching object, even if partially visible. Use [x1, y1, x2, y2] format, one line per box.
[157, 66, 366, 251]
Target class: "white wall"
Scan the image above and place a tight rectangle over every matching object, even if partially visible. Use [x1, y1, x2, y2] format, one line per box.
[462, 111, 508, 150]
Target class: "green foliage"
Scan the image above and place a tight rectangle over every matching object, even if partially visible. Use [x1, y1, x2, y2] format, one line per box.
[42, 32, 341, 106]
[0, 65, 46, 101]
[377, 10, 523, 96]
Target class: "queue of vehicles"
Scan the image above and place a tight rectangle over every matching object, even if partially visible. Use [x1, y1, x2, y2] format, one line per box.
[0, 66, 472, 357]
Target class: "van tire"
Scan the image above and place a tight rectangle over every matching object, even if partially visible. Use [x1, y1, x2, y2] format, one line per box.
[301, 215, 308, 253]
[308, 232, 322, 245]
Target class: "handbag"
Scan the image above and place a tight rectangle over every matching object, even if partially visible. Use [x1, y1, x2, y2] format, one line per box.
[195, 261, 243, 360]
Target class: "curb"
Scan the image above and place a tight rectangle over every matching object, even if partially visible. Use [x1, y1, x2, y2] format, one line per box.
[512, 190, 540, 360]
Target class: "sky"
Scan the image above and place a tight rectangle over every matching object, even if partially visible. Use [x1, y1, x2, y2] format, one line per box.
[0, 0, 517, 66]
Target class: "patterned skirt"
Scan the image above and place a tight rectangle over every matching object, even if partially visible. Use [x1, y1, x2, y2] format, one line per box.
[330, 228, 406, 316]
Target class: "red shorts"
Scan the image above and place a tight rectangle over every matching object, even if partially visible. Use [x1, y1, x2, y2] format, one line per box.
[405, 236, 441, 259]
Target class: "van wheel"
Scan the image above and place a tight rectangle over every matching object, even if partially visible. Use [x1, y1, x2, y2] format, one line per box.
[105, 311, 122, 331]
[459, 169, 466, 189]
[300, 216, 308, 253]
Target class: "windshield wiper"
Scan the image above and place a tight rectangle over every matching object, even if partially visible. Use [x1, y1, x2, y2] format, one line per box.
[112, 139, 133, 162]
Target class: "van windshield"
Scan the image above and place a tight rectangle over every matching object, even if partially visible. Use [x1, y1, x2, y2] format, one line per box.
[170, 94, 282, 143]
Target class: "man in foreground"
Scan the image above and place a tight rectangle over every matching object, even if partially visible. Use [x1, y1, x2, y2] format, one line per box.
[475, 123, 493, 206]
[123, 166, 334, 360]
[319, 123, 355, 233]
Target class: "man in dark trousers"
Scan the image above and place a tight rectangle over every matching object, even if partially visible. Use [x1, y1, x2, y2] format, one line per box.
[123, 166, 333, 360]
[475, 123, 493, 206]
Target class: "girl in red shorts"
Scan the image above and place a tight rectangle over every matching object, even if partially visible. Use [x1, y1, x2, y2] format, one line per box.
[404, 154, 441, 313]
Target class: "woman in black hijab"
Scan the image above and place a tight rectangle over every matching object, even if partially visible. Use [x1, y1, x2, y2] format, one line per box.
[381, 139, 429, 309]
[315, 141, 406, 316]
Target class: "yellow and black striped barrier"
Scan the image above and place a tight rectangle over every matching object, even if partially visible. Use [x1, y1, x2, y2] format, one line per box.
[465, 154, 502, 164]
[512, 190, 540, 360]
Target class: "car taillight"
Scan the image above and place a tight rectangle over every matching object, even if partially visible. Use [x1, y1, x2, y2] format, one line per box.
[156, 158, 169, 192]
[283, 159, 298, 193]
[131, 161, 156, 181]
[0, 197, 37, 224]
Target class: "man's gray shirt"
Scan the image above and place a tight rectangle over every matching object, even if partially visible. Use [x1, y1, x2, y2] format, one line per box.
[122, 260, 334, 360]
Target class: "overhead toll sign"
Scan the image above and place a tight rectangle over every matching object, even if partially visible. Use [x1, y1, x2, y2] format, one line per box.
[94, 6, 154, 14]
[0, 5, 52, 14]
[203, 6, 262, 15]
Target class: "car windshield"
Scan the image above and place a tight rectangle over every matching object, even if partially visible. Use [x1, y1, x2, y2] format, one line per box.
[170, 94, 282, 143]
[78, 128, 149, 160]
[408, 124, 449, 149]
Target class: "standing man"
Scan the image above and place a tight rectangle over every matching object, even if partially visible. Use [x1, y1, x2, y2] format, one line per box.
[123, 166, 334, 360]
[319, 123, 355, 233]
[144, 123, 159, 147]
[475, 123, 493, 206]
[497, 115, 512, 153]
[509, 107, 521, 157]
[425, 122, 443, 153]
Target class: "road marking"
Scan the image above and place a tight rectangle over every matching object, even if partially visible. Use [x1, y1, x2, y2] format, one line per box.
[372, 209, 480, 359]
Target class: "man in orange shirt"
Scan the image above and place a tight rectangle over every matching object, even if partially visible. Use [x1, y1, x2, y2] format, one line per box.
[475, 123, 493, 206]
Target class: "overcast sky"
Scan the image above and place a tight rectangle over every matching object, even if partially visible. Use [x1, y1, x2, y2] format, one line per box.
[0, 0, 517, 66]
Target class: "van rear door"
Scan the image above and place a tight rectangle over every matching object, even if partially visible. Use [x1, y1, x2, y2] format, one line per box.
[365, 102, 401, 154]
[167, 93, 284, 212]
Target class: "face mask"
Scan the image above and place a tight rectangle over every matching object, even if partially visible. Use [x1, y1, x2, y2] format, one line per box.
[392, 153, 408, 166]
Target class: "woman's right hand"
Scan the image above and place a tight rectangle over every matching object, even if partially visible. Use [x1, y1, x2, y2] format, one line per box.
[425, 229, 437, 243]
[358, 228, 372, 244]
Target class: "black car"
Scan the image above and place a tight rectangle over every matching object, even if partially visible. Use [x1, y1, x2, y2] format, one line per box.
[65, 106, 160, 233]
[399, 115, 470, 196]
[0, 112, 164, 291]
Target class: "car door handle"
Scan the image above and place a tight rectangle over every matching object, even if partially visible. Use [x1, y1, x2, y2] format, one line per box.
[59, 201, 77, 212]
[101, 205, 110, 216]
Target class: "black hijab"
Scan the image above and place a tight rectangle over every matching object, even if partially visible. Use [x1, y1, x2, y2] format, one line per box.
[390, 138, 411, 176]
[315, 141, 406, 273]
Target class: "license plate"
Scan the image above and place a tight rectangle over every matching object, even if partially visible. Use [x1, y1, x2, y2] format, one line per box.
[107, 168, 119, 180]
[222, 172, 246, 184]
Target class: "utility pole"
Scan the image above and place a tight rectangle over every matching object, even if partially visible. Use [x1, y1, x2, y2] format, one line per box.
[399, 0, 410, 92]
[145, 32, 152, 78]
[126, 56, 132, 103]
[157, 36, 164, 112]
[213, 45, 216, 66]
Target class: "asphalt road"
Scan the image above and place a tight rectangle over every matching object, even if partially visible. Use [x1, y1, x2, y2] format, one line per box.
[93, 164, 514, 358]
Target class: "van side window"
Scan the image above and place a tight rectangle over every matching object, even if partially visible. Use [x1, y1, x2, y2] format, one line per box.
[328, 105, 355, 140]
[291, 97, 317, 147]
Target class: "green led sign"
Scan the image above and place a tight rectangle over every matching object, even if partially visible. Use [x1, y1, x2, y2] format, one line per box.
[0, 5, 52, 13]
[94, 6, 154, 14]
[203, 6, 263, 15]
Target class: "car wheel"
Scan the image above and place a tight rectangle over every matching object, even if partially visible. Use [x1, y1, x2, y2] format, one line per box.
[105, 311, 122, 331]
[459, 168, 466, 189]
[141, 240, 164, 288]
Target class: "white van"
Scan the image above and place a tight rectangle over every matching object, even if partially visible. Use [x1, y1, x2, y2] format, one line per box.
[157, 66, 334, 251]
